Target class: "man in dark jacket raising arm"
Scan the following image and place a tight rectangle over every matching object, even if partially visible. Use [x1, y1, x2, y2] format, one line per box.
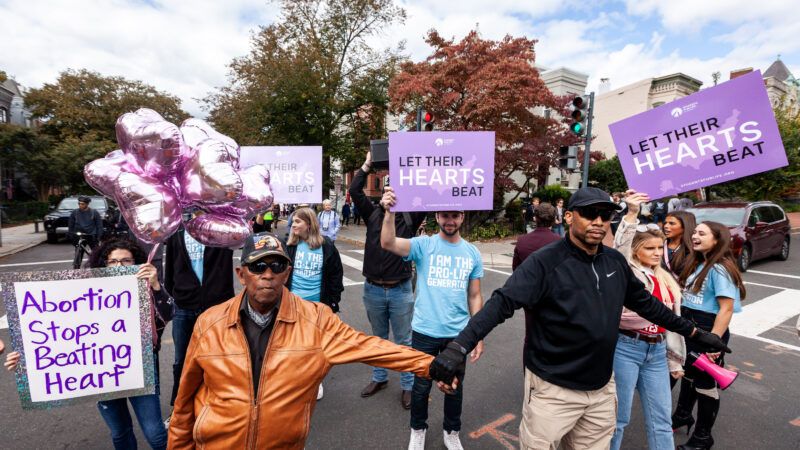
[429, 187, 730, 450]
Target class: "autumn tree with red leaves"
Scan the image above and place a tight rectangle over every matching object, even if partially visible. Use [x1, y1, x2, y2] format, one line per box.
[389, 30, 582, 217]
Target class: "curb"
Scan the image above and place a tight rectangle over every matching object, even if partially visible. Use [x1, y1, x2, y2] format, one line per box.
[337, 235, 365, 248]
[0, 239, 46, 258]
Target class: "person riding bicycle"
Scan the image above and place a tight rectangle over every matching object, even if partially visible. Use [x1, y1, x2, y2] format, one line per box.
[68, 195, 103, 247]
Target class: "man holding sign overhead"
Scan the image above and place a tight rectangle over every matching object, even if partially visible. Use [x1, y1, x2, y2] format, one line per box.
[380, 185, 484, 450]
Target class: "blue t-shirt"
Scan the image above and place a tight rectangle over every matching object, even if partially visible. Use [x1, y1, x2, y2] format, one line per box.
[291, 241, 324, 302]
[682, 263, 742, 314]
[184, 232, 205, 282]
[404, 235, 483, 338]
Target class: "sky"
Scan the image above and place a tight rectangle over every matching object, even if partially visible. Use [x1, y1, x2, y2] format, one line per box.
[1, 0, 798, 118]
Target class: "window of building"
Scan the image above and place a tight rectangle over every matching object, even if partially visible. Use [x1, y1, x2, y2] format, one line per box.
[651, 102, 665, 109]
[0, 107, 7, 123]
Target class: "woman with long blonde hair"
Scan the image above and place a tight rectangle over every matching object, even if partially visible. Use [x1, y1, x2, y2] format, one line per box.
[284, 207, 344, 400]
[611, 190, 686, 450]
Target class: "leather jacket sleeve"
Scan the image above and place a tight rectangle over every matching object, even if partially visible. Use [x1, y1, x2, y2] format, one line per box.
[318, 306, 433, 377]
[168, 323, 205, 449]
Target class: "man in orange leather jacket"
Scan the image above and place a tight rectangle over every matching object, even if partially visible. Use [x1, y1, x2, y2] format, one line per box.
[168, 232, 433, 449]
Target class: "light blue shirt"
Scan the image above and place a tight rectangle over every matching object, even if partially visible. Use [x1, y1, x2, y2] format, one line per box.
[184, 232, 205, 283]
[291, 241, 324, 302]
[404, 235, 483, 338]
[682, 263, 742, 314]
[317, 210, 341, 241]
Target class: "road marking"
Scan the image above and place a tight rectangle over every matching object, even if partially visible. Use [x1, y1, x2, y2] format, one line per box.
[343, 277, 364, 287]
[0, 314, 7, 330]
[469, 413, 518, 449]
[484, 267, 512, 276]
[745, 335, 800, 353]
[339, 254, 364, 271]
[747, 270, 800, 280]
[730, 289, 800, 338]
[0, 259, 73, 268]
[349, 249, 365, 255]
[744, 281, 789, 290]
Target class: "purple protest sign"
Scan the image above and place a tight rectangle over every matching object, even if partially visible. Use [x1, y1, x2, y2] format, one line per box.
[239, 146, 322, 204]
[389, 131, 495, 211]
[609, 70, 788, 197]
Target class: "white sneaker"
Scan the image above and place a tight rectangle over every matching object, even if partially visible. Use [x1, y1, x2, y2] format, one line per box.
[317, 384, 324, 400]
[408, 428, 426, 450]
[443, 430, 464, 450]
[163, 411, 172, 429]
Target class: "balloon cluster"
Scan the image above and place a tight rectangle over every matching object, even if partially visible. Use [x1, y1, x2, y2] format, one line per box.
[84, 108, 273, 248]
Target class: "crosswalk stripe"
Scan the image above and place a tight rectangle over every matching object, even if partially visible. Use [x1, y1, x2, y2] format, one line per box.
[349, 249, 365, 255]
[339, 254, 364, 271]
[0, 314, 7, 330]
[747, 270, 800, 280]
[0, 259, 73, 268]
[344, 277, 364, 287]
[730, 289, 800, 338]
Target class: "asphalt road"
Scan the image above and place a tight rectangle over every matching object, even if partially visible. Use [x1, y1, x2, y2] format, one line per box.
[0, 230, 799, 449]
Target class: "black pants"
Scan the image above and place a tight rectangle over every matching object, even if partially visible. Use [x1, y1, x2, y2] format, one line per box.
[681, 306, 730, 390]
[410, 331, 464, 432]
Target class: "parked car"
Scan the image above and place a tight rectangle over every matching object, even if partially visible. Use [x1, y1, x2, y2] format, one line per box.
[43, 196, 117, 243]
[687, 201, 791, 272]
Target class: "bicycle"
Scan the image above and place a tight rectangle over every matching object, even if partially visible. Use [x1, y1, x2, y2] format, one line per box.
[72, 232, 95, 269]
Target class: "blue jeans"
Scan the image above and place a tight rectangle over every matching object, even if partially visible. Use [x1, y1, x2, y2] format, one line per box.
[97, 354, 167, 450]
[171, 306, 203, 405]
[410, 331, 464, 432]
[363, 279, 415, 391]
[551, 224, 565, 236]
[610, 334, 674, 450]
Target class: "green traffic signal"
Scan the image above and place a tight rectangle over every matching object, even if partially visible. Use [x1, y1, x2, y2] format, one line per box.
[570, 122, 584, 135]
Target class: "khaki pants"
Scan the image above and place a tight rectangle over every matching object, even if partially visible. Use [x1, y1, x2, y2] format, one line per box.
[519, 369, 617, 450]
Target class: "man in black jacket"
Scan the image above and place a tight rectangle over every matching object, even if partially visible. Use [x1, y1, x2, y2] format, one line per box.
[349, 151, 426, 409]
[428, 187, 730, 449]
[164, 228, 234, 414]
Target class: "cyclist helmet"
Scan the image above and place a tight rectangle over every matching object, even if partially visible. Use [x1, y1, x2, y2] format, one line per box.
[78, 196, 91, 204]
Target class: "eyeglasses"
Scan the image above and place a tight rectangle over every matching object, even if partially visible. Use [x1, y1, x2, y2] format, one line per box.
[575, 206, 614, 222]
[106, 258, 135, 266]
[636, 223, 661, 233]
[246, 259, 289, 275]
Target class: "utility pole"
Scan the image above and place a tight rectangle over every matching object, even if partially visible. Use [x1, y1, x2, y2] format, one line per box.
[580, 92, 595, 188]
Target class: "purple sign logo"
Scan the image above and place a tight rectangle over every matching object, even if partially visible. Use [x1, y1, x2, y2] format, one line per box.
[389, 131, 495, 211]
[609, 70, 788, 197]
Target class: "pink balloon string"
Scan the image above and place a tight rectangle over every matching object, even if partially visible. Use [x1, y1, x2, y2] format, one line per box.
[146, 243, 161, 347]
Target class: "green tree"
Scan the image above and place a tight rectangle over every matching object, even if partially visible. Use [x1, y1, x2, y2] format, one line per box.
[0, 124, 57, 201]
[710, 104, 800, 200]
[205, 0, 406, 190]
[22, 69, 188, 195]
[589, 155, 627, 193]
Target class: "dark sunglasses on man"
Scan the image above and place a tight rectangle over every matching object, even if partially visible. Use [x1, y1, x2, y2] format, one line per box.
[574, 206, 615, 222]
[246, 259, 290, 275]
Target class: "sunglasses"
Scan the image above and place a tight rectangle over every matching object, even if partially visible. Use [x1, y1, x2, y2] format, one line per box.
[575, 206, 614, 222]
[636, 223, 661, 233]
[246, 259, 289, 275]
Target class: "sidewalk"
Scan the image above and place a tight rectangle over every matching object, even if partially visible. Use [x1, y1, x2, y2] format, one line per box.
[788, 212, 800, 231]
[335, 222, 516, 270]
[0, 223, 47, 258]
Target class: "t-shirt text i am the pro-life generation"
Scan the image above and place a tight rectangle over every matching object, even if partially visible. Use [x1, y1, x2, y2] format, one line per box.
[404, 235, 483, 338]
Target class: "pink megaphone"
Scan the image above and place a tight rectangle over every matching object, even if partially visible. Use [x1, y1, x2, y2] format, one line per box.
[691, 352, 739, 390]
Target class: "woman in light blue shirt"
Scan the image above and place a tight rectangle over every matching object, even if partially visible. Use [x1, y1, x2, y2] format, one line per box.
[672, 221, 745, 450]
[284, 207, 344, 401]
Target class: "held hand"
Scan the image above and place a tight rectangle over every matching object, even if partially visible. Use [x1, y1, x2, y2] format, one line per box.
[690, 328, 731, 354]
[136, 263, 160, 291]
[670, 370, 685, 380]
[469, 341, 484, 363]
[380, 186, 397, 211]
[705, 352, 721, 361]
[436, 377, 459, 395]
[5, 351, 20, 371]
[429, 341, 467, 384]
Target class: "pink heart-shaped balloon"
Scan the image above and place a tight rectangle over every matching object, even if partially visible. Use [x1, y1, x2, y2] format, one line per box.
[84, 149, 135, 198]
[178, 138, 243, 205]
[185, 212, 251, 248]
[233, 164, 274, 217]
[180, 118, 240, 168]
[116, 108, 186, 180]
[114, 172, 182, 244]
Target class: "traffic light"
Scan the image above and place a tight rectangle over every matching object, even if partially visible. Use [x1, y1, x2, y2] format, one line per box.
[421, 110, 434, 131]
[559, 145, 578, 171]
[569, 95, 590, 136]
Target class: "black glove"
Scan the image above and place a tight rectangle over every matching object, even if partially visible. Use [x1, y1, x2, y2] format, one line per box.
[690, 328, 731, 353]
[429, 341, 467, 384]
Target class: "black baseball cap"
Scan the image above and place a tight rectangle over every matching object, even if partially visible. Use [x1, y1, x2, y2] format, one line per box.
[567, 187, 622, 211]
[78, 196, 91, 203]
[240, 232, 292, 265]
